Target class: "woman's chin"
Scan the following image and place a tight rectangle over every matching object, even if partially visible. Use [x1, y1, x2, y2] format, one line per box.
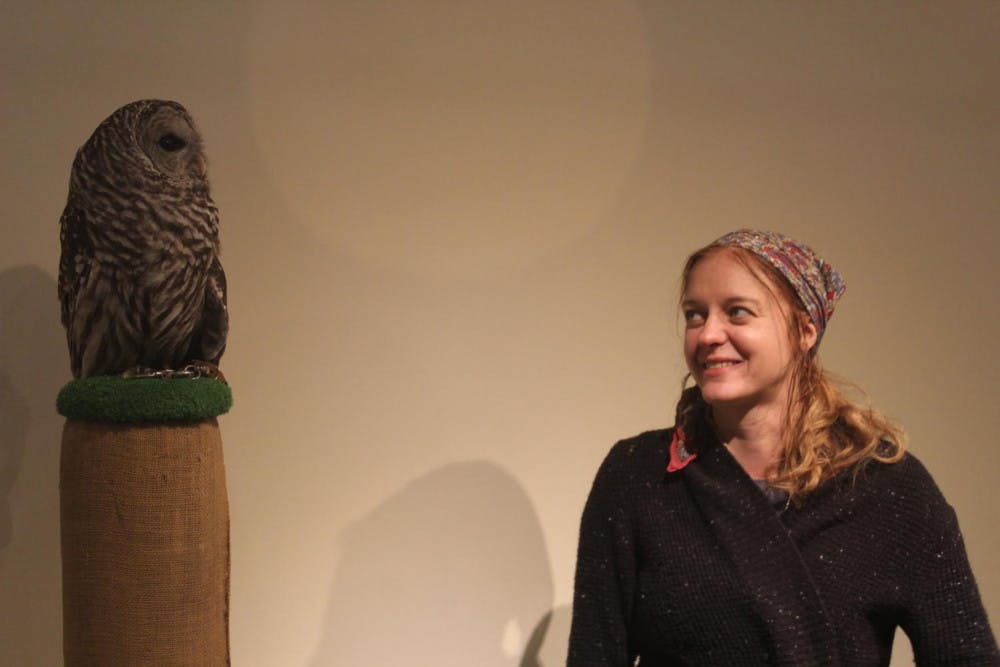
[698, 385, 747, 406]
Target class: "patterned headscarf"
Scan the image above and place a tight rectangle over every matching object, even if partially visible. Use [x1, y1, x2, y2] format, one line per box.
[711, 229, 846, 342]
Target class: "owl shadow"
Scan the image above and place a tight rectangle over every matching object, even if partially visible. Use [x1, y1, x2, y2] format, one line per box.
[0, 368, 27, 549]
[0, 265, 66, 661]
[308, 461, 554, 667]
[0, 265, 67, 544]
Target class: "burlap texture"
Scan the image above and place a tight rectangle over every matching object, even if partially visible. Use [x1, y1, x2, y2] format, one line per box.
[60, 419, 230, 666]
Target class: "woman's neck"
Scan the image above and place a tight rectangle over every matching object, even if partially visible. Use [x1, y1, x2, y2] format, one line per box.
[711, 403, 785, 479]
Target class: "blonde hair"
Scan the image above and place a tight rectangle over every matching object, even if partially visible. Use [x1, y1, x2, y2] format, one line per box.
[678, 245, 905, 501]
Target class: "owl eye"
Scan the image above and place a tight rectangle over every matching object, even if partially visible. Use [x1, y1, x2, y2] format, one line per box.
[158, 133, 187, 152]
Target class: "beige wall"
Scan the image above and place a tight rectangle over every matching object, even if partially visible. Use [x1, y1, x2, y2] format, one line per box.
[2, 2, 997, 664]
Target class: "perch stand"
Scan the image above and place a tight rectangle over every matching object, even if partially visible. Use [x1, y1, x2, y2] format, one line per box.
[57, 376, 232, 666]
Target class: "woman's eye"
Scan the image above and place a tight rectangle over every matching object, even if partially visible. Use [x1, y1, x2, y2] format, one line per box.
[683, 310, 704, 326]
[729, 306, 752, 319]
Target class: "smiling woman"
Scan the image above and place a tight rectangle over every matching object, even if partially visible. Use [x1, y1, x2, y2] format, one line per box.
[568, 230, 999, 665]
[681, 250, 812, 424]
[675, 232, 893, 497]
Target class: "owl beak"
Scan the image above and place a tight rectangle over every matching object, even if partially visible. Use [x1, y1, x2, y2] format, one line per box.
[195, 154, 208, 178]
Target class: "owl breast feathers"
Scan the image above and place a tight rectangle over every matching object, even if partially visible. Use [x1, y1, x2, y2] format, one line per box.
[58, 99, 228, 378]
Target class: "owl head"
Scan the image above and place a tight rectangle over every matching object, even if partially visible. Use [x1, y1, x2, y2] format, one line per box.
[135, 100, 208, 183]
[73, 99, 210, 193]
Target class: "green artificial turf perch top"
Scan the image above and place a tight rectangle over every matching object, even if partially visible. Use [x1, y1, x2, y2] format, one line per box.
[57, 375, 232, 423]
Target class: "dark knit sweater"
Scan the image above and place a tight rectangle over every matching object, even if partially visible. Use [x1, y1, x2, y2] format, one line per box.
[568, 429, 999, 666]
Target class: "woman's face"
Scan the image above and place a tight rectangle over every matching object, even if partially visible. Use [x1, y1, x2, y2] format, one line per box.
[682, 250, 816, 411]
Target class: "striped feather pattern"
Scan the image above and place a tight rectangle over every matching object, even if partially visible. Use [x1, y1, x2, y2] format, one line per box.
[58, 100, 227, 378]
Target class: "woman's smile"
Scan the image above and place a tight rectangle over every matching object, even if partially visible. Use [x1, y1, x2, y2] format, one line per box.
[701, 358, 744, 374]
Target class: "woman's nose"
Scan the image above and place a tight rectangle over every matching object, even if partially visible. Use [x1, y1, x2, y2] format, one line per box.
[698, 313, 727, 345]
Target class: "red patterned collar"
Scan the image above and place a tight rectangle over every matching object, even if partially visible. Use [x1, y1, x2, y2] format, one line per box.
[667, 427, 697, 472]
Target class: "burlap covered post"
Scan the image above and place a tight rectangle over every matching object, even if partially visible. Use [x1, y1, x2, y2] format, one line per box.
[57, 377, 232, 667]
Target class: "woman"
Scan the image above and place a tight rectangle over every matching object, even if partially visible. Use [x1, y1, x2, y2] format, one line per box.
[568, 230, 998, 665]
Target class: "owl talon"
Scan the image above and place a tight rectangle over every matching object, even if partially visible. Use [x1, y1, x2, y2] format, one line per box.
[121, 366, 159, 379]
[120, 364, 226, 382]
[184, 361, 228, 385]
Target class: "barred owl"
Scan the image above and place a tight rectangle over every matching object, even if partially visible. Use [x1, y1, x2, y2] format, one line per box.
[58, 100, 227, 378]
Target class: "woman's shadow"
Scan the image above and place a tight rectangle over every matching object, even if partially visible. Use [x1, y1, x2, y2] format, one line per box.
[0, 265, 68, 664]
[309, 460, 555, 666]
[519, 604, 572, 667]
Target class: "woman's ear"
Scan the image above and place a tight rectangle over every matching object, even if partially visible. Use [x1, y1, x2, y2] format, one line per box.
[799, 314, 818, 353]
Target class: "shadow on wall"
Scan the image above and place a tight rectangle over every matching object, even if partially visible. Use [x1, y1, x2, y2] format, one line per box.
[0, 368, 28, 549]
[520, 604, 572, 667]
[0, 266, 67, 665]
[310, 461, 554, 666]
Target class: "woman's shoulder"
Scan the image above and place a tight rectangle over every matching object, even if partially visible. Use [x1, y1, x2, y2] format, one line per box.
[603, 428, 673, 467]
[853, 449, 955, 520]
[588, 428, 673, 489]
[861, 449, 939, 490]
[582, 429, 676, 517]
